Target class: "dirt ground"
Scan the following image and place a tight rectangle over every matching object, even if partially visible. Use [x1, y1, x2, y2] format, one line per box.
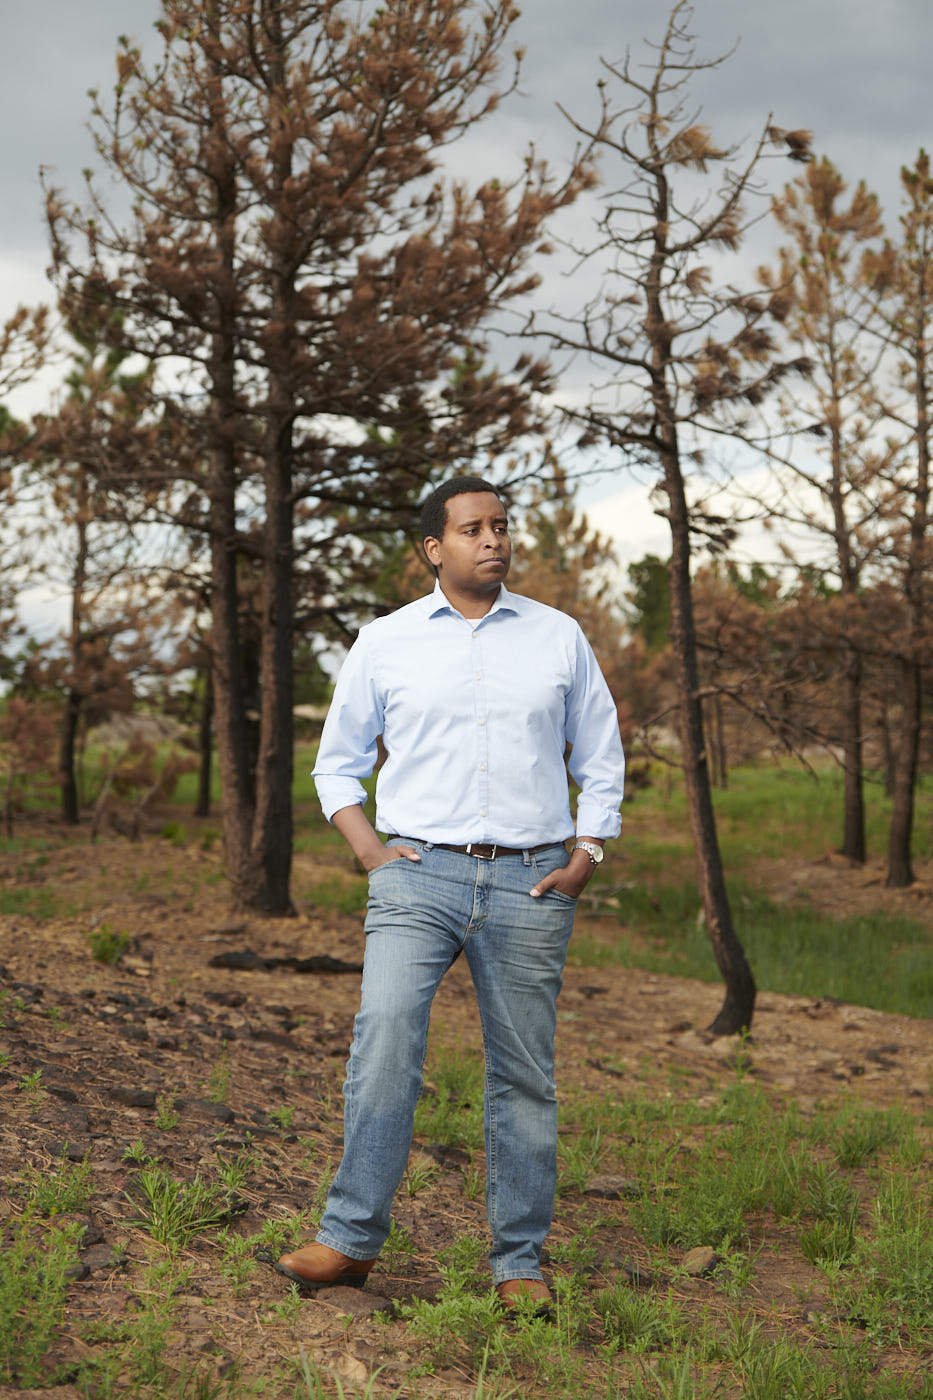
[1, 815, 931, 1397]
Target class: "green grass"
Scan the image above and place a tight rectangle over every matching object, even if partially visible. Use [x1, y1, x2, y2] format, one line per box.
[571, 762, 933, 1020]
[572, 879, 933, 1019]
[413, 1043, 485, 1152]
[0, 884, 65, 920]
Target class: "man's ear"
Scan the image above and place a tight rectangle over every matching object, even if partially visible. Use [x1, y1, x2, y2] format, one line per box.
[424, 536, 442, 568]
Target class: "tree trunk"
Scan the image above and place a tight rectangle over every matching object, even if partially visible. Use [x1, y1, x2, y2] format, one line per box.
[886, 316, 929, 887]
[839, 649, 865, 862]
[59, 688, 82, 824]
[209, 441, 257, 904]
[228, 21, 295, 917]
[886, 659, 921, 887]
[707, 694, 728, 791]
[879, 700, 896, 797]
[195, 665, 213, 818]
[665, 457, 755, 1034]
[247, 446, 295, 915]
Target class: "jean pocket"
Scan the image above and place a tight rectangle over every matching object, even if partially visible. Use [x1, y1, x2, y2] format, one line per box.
[368, 856, 406, 879]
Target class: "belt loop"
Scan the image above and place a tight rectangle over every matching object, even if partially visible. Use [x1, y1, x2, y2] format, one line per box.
[522, 848, 532, 865]
[422, 841, 434, 851]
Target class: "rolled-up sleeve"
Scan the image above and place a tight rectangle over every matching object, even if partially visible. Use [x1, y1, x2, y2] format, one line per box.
[564, 628, 625, 840]
[312, 632, 384, 822]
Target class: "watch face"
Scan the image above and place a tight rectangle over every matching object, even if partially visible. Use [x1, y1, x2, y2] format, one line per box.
[577, 841, 603, 864]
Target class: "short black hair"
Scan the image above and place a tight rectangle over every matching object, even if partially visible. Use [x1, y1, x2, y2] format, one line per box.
[419, 475, 503, 545]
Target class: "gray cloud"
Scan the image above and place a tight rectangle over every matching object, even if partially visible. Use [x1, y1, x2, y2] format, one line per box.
[3, 1, 929, 264]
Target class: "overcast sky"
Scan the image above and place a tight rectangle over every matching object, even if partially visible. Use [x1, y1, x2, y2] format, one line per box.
[2, 0, 931, 584]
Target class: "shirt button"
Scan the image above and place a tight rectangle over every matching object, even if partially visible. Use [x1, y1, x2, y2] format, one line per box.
[480, 763, 486, 772]
[481, 809, 487, 817]
[478, 718, 485, 727]
[472, 630, 478, 638]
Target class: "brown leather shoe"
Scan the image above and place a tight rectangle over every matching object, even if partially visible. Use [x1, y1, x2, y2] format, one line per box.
[273, 1242, 377, 1294]
[495, 1278, 554, 1319]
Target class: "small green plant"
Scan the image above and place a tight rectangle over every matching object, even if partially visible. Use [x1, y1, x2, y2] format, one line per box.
[86, 922, 132, 966]
[596, 1285, 688, 1354]
[405, 1158, 439, 1197]
[122, 1140, 156, 1167]
[155, 1092, 180, 1131]
[309, 1162, 335, 1225]
[549, 1225, 599, 1275]
[205, 1049, 232, 1105]
[799, 1213, 858, 1271]
[714, 1239, 759, 1298]
[265, 1285, 305, 1326]
[269, 1104, 296, 1134]
[251, 1212, 311, 1258]
[128, 1164, 242, 1251]
[379, 1218, 416, 1274]
[18, 1069, 45, 1106]
[214, 1148, 253, 1194]
[218, 1228, 258, 1295]
[463, 1159, 484, 1201]
[21, 1151, 93, 1217]
[437, 1233, 489, 1296]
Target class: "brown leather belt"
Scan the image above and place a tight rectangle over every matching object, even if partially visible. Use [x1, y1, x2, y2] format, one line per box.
[429, 841, 555, 860]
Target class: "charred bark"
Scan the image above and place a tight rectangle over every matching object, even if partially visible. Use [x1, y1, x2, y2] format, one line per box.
[665, 457, 756, 1034]
[839, 650, 865, 862]
[886, 660, 921, 887]
[195, 666, 213, 819]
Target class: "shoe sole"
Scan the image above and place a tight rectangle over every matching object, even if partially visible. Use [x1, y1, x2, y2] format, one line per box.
[271, 1260, 370, 1294]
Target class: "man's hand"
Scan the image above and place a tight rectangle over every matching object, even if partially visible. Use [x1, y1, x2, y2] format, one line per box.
[365, 843, 421, 873]
[529, 843, 602, 900]
[332, 804, 421, 873]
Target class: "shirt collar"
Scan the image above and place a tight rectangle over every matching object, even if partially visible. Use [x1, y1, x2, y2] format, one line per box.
[426, 579, 522, 621]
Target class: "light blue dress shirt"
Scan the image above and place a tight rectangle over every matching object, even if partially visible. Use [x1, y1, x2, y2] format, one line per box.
[312, 583, 625, 845]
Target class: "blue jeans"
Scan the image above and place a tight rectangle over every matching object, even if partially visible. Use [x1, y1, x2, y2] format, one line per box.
[315, 840, 577, 1283]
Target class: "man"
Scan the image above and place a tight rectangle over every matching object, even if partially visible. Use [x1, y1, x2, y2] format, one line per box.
[276, 476, 624, 1312]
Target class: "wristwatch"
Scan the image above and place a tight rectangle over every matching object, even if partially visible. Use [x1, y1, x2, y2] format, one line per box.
[573, 840, 604, 865]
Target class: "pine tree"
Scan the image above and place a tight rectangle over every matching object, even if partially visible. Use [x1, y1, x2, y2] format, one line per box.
[46, 0, 586, 912]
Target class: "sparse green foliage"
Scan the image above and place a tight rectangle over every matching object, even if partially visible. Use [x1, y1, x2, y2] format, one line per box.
[205, 1050, 232, 1106]
[269, 1105, 295, 1134]
[155, 1092, 180, 1131]
[86, 922, 131, 965]
[21, 1151, 93, 1217]
[18, 1069, 45, 1105]
[127, 1164, 244, 1251]
[405, 1158, 439, 1197]
[0, 1214, 82, 1386]
[379, 1219, 416, 1274]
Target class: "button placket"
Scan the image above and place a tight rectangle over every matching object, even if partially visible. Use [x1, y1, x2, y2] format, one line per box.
[472, 624, 489, 835]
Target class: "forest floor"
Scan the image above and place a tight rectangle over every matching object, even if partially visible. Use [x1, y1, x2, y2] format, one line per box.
[1, 811, 932, 1398]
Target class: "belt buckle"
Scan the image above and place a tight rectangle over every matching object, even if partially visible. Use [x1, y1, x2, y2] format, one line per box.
[466, 843, 496, 860]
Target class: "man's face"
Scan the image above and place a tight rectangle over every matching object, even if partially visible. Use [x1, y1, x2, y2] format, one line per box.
[424, 491, 511, 597]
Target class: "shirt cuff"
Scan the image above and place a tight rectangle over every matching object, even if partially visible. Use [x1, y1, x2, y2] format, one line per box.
[313, 776, 369, 824]
[575, 798, 622, 842]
